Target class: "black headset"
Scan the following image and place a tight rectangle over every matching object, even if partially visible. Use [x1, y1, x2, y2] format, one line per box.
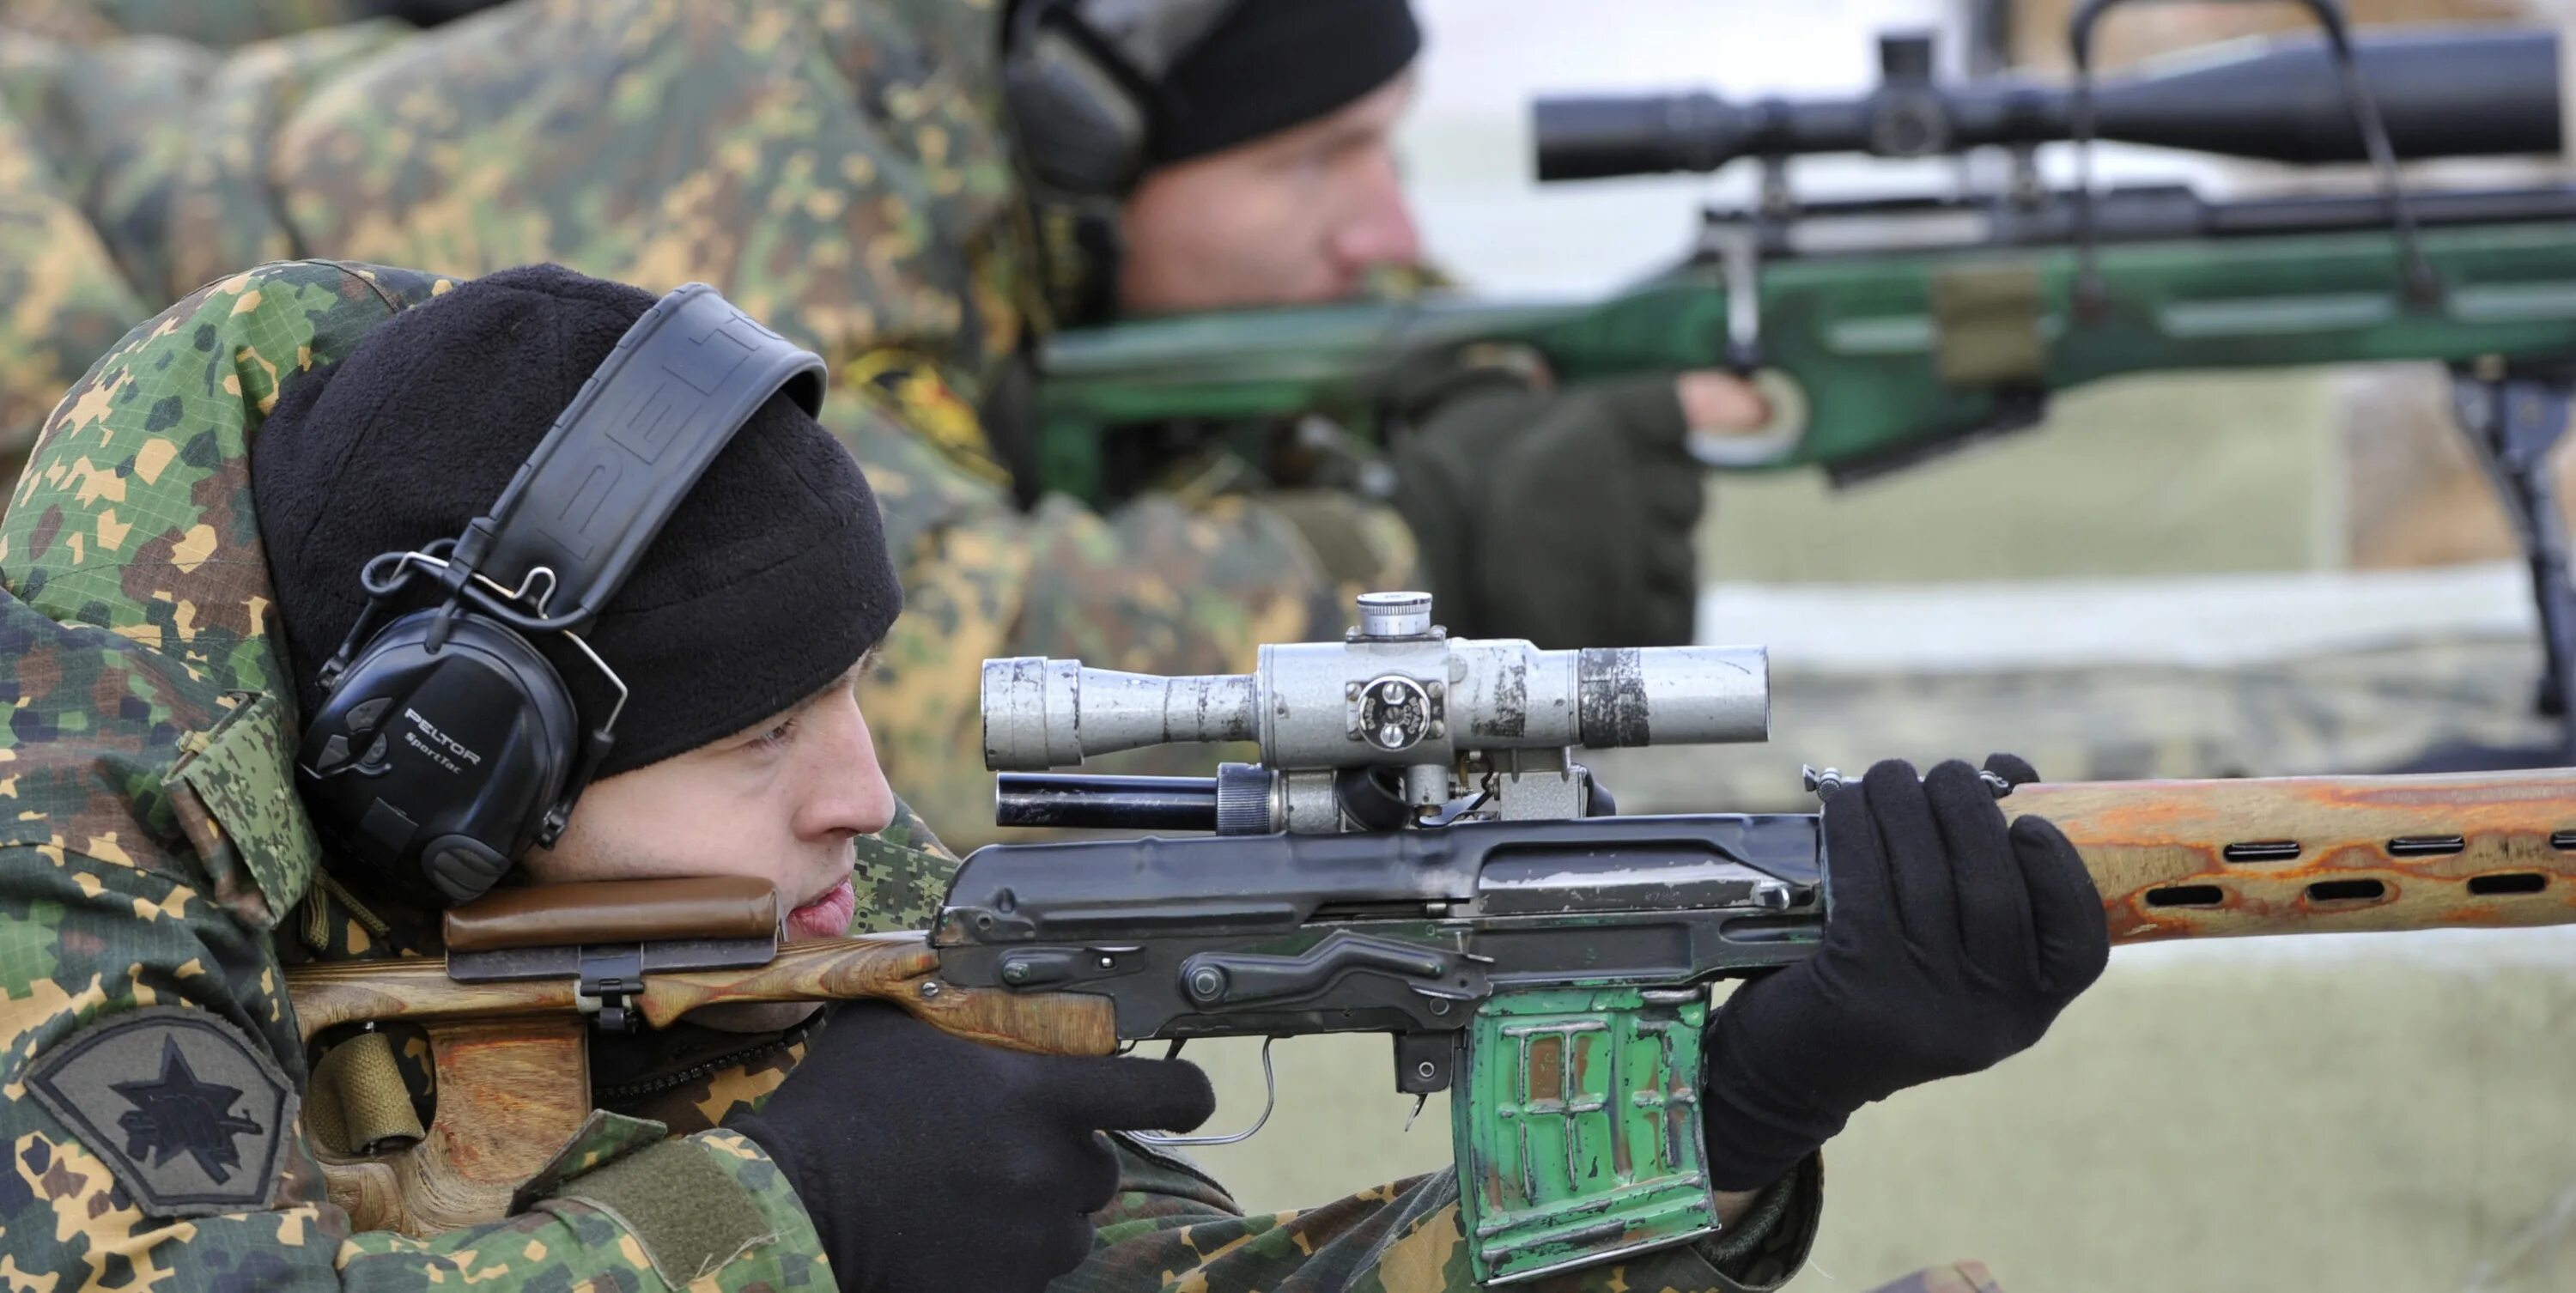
[296, 283, 826, 907]
[1000, 0, 1242, 198]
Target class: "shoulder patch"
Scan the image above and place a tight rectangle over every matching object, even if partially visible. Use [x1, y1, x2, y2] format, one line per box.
[27, 1007, 296, 1217]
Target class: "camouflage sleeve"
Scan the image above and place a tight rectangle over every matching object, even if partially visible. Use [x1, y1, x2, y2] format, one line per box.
[1062, 1144, 1823, 1293]
[1, 0, 385, 47]
[0, 19, 411, 309]
[0, 88, 149, 482]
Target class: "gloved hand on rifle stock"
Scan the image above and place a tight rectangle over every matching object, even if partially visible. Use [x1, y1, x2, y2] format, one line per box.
[726, 1001, 1214, 1293]
[1388, 370, 1767, 649]
[1701, 755, 2112, 1192]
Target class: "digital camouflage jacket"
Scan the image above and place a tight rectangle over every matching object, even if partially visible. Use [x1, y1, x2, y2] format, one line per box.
[0, 0, 1414, 842]
[0, 0, 381, 47]
[0, 259, 1822, 1293]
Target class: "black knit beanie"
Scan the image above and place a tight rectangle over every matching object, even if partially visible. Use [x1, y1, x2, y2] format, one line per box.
[252, 264, 902, 777]
[1147, 0, 1422, 167]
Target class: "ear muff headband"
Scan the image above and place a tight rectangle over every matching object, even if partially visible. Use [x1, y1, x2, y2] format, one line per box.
[444, 282, 826, 633]
[1002, 0, 1243, 198]
[297, 282, 827, 906]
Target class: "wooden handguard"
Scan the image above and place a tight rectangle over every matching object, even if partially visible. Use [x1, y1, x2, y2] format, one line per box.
[2014, 767, 2576, 943]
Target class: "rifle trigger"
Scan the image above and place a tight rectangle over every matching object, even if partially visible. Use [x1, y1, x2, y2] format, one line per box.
[1133, 1036, 1279, 1149]
[1404, 1094, 1429, 1133]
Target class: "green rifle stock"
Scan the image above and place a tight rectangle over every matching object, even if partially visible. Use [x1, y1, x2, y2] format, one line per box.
[1035, 186, 2576, 493]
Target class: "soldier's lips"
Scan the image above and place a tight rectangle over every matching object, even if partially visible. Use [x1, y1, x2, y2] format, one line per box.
[787, 878, 856, 941]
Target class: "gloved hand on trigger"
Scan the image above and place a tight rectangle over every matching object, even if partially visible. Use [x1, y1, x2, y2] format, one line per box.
[726, 1000, 1215, 1293]
[1699, 755, 2110, 1191]
[1388, 373, 1712, 648]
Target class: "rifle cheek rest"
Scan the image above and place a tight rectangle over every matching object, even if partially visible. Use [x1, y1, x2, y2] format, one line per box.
[442, 877, 781, 952]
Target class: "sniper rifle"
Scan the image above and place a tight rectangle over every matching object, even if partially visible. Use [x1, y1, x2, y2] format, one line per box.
[289, 592, 2576, 1283]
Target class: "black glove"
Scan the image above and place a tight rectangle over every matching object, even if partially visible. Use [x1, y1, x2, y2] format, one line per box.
[1700, 755, 2109, 1190]
[1388, 374, 1701, 647]
[727, 1001, 1214, 1293]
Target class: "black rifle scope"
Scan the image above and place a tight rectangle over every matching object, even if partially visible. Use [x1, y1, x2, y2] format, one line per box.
[1535, 27, 2559, 181]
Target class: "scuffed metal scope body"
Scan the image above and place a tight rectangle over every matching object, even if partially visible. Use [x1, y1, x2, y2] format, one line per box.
[1534, 27, 2561, 182]
[982, 592, 1767, 831]
[982, 604, 1766, 771]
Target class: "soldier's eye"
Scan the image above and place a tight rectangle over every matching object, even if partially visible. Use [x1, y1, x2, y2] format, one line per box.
[749, 717, 800, 751]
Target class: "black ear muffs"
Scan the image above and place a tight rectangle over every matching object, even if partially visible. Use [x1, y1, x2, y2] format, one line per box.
[300, 609, 577, 905]
[1003, 9, 1153, 198]
[1000, 0, 1243, 199]
[293, 282, 827, 906]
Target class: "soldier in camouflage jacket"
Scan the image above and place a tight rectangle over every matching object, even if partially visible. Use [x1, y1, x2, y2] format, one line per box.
[0, 257, 2111, 1291]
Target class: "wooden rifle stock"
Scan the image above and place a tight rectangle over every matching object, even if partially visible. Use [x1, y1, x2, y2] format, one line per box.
[289, 931, 1116, 1049]
[286, 932, 1112, 1235]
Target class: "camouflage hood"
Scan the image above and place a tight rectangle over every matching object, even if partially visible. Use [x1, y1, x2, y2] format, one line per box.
[0, 260, 456, 939]
[0, 256, 961, 940]
[0, 257, 964, 1143]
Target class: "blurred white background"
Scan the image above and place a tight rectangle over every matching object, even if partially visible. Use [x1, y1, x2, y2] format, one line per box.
[1396, 0, 2232, 293]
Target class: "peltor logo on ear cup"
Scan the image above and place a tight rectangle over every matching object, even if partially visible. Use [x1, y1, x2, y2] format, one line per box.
[401, 707, 486, 773]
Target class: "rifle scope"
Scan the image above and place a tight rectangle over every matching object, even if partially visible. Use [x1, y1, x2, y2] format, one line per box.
[981, 592, 1769, 772]
[1535, 27, 2559, 181]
